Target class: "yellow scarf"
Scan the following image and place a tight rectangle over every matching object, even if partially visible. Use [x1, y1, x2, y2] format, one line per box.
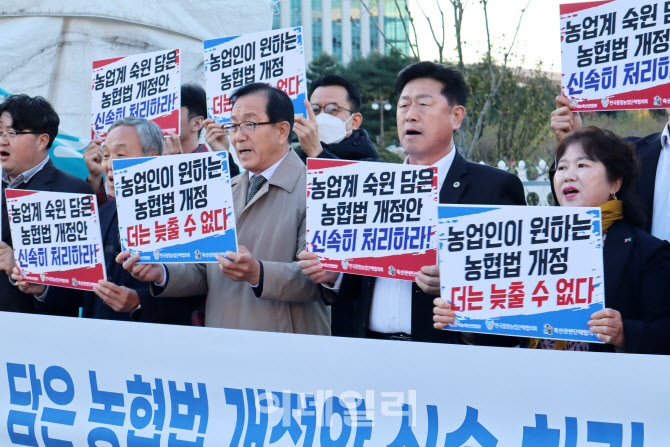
[528, 200, 623, 350]
[600, 200, 623, 233]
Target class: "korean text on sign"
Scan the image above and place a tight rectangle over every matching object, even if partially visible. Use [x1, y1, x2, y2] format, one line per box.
[204, 27, 307, 123]
[113, 151, 237, 263]
[306, 158, 438, 281]
[91, 48, 181, 139]
[5, 189, 106, 291]
[561, 0, 670, 111]
[438, 204, 605, 342]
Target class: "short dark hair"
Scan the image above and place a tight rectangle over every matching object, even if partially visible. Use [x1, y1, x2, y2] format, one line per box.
[395, 61, 468, 107]
[181, 84, 207, 138]
[555, 126, 644, 228]
[309, 75, 362, 112]
[230, 83, 294, 134]
[0, 94, 59, 149]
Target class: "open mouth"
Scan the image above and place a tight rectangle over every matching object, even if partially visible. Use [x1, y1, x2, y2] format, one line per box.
[405, 129, 421, 136]
[0, 149, 10, 160]
[562, 186, 579, 198]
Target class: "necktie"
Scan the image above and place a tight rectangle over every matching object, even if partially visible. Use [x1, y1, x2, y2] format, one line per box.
[247, 175, 266, 204]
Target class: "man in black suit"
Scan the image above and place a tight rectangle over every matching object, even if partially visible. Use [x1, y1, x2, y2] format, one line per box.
[0, 94, 93, 314]
[551, 97, 670, 240]
[298, 62, 526, 343]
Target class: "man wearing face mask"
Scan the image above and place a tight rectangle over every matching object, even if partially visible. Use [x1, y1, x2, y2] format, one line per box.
[294, 75, 379, 163]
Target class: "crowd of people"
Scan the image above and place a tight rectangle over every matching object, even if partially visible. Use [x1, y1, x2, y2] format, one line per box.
[2, 60, 670, 355]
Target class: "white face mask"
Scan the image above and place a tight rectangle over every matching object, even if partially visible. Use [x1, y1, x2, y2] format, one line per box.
[316, 113, 353, 145]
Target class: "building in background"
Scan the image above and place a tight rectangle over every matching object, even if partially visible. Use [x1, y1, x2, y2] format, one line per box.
[272, 0, 412, 65]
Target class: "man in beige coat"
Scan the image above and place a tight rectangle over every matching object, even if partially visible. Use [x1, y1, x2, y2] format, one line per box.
[118, 83, 330, 335]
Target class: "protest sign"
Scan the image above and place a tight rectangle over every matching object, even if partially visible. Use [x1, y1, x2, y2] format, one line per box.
[561, 0, 670, 111]
[204, 27, 307, 123]
[5, 189, 105, 291]
[2, 311, 669, 445]
[438, 204, 605, 342]
[91, 48, 181, 139]
[306, 158, 438, 280]
[113, 151, 237, 263]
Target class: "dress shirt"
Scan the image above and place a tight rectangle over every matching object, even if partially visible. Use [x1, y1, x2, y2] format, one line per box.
[368, 145, 456, 334]
[2, 155, 50, 188]
[651, 123, 670, 242]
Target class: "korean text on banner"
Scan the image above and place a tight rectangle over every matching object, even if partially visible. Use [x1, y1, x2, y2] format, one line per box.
[204, 27, 307, 123]
[91, 48, 181, 140]
[2, 312, 669, 445]
[5, 189, 106, 291]
[561, 0, 670, 111]
[438, 204, 605, 342]
[306, 158, 438, 280]
[113, 151, 237, 263]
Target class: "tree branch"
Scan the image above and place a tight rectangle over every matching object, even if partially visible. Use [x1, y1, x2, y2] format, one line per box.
[359, 0, 414, 58]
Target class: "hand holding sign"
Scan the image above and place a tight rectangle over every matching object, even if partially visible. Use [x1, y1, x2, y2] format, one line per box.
[162, 131, 183, 155]
[0, 242, 16, 276]
[216, 246, 260, 285]
[293, 99, 323, 158]
[415, 265, 441, 296]
[116, 251, 165, 284]
[432, 298, 456, 329]
[94, 280, 140, 312]
[11, 266, 46, 295]
[297, 250, 340, 285]
[83, 138, 104, 191]
[204, 118, 230, 152]
[550, 96, 583, 142]
[588, 308, 625, 348]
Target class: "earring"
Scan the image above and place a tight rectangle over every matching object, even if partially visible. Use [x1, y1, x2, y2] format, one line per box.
[611, 192, 618, 200]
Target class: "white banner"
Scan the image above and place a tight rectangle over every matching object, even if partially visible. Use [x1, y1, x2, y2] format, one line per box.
[91, 48, 181, 139]
[204, 27, 307, 123]
[113, 152, 237, 263]
[6, 189, 106, 291]
[560, 0, 670, 111]
[306, 158, 438, 280]
[439, 205, 605, 342]
[0, 312, 668, 445]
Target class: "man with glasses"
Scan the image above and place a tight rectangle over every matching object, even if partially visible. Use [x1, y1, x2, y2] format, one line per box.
[294, 75, 379, 163]
[0, 94, 92, 314]
[119, 83, 330, 335]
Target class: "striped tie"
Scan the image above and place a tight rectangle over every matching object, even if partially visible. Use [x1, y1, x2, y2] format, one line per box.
[247, 175, 266, 204]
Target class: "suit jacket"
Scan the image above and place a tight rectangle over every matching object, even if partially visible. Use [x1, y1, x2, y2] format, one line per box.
[589, 220, 670, 354]
[332, 149, 527, 344]
[41, 199, 203, 323]
[625, 132, 662, 233]
[0, 158, 93, 314]
[158, 149, 331, 335]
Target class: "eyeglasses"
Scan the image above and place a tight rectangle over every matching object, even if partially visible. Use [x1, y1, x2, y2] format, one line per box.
[311, 103, 353, 116]
[221, 121, 275, 136]
[0, 130, 40, 141]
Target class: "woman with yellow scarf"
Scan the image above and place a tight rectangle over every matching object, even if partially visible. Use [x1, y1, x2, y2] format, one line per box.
[434, 127, 670, 354]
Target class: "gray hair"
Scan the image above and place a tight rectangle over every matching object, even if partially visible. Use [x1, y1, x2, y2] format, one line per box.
[108, 116, 163, 155]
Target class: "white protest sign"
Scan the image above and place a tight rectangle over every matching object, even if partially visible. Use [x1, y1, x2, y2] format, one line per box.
[113, 151, 237, 263]
[204, 27, 307, 123]
[561, 0, 670, 111]
[439, 204, 605, 342]
[6, 189, 106, 291]
[306, 158, 438, 280]
[1, 311, 669, 445]
[91, 48, 181, 139]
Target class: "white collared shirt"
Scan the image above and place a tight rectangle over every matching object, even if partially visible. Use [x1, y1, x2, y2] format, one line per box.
[247, 149, 290, 195]
[368, 145, 456, 334]
[652, 123, 670, 242]
[2, 155, 50, 188]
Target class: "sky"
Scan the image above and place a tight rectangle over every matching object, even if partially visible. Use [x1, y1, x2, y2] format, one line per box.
[408, 0, 586, 72]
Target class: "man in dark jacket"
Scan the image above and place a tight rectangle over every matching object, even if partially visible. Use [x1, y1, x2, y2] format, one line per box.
[294, 75, 379, 163]
[298, 62, 526, 344]
[0, 94, 93, 315]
